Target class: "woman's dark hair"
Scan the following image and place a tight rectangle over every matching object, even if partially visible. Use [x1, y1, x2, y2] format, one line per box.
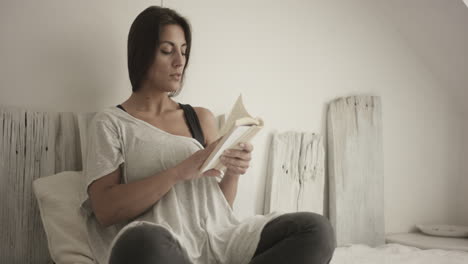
[127, 6, 191, 96]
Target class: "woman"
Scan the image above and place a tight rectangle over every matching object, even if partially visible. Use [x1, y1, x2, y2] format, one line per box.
[81, 6, 336, 264]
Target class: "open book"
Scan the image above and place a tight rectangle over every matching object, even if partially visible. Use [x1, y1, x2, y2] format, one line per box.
[200, 95, 263, 175]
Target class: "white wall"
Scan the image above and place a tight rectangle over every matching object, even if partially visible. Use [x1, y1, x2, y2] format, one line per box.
[375, 0, 468, 117]
[0, 0, 464, 234]
[458, 121, 468, 224]
[374, 0, 468, 228]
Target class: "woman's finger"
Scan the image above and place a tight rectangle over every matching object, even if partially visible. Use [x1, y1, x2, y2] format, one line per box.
[226, 166, 248, 175]
[198, 137, 223, 162]
[220, 156, 249, 169]
[202, 169, 222, 177]
[238, 142, 254, 152]
[222, 149, 251, 161]
[205, 137, 222, 152]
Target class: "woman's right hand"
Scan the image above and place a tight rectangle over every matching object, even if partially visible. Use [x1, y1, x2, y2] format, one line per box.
[173, 138, 222, 182]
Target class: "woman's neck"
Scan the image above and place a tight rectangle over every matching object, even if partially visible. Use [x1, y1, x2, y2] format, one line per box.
[122, 89, 178, 116]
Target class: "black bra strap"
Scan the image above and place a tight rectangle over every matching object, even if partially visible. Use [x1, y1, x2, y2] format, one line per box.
[116, 104, 127, 112]
[178, 103, 206, 147]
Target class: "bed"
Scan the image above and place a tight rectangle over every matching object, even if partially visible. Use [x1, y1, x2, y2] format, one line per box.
[331, 243, 468, 264]
[2, 105, 468, 263]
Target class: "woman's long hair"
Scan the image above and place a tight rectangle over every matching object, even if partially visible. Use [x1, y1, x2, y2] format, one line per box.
[127, 6, 191, 97]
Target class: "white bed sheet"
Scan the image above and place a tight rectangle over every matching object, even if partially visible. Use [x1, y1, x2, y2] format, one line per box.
[330, 243, 468, 264]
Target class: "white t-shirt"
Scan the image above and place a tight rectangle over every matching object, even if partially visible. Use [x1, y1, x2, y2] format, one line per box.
[80, 107, 281, 264]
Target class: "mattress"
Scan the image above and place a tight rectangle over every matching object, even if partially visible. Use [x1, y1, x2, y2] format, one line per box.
[330, 243, 468, 264]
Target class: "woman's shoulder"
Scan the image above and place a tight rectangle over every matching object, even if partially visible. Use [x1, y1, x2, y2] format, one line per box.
[191, 106, 219, 144]
[91, 107, 120, 121]
[89, 106, 127, 129]
[191, 106, 215, 120]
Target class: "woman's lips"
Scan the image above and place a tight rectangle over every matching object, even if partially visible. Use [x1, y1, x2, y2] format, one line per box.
[170, 73, 181, 80]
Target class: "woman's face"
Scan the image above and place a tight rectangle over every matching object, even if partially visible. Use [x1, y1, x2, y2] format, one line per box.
[146, 24, 187, 93]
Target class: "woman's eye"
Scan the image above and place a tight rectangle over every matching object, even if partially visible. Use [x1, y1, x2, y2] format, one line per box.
[161, 49, 186, 56]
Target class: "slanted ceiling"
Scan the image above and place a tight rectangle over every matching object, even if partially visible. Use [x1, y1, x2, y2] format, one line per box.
[378, 0, 468, 115]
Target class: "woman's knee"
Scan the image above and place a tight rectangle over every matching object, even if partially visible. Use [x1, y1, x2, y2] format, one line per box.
[115, 222, 174, 248]
[109, 222, 190, 264]
[290, 212, 336, 252]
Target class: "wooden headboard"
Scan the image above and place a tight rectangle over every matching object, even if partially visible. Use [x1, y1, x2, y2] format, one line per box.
[0, 105, 225, 263]
[0, 106, 83, 263]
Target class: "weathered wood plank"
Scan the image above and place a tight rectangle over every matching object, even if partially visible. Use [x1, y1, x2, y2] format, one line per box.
[327, 96, 385, 247]
[264, 132, 325, 215]
[297, 133, 325, 214]
[0, 106, 82, 263]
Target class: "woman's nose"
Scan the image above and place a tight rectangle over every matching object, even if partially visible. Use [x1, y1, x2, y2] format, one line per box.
[173, 52, 185, 68]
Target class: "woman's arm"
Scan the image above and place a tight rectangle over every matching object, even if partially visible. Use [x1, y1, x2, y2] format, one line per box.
[88, 140, 219, 227]
[218, 143, 253, 208]
[88, 166, 179, 227]
[218, 172, 241, 209]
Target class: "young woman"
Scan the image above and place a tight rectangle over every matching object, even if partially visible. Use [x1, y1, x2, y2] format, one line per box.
[81, 6, 336, 264]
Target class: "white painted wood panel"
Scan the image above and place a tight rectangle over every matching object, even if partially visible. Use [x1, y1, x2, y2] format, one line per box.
[264, 131, 325, 215]
[327, 96, 385, 246]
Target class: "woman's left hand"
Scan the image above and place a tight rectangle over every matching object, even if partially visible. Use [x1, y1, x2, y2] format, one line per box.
[220, 142, 253, 176]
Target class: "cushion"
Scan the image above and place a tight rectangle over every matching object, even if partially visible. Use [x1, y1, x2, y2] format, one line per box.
[33, 171, 94, 264]
[417, 224, 468, 238]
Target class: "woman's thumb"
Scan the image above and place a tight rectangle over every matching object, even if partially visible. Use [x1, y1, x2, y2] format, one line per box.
[205, 137, 222, 155]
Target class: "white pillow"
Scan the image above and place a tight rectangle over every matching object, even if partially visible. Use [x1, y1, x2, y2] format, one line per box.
[33, 171, 94, 264]
[417, 224, 468, 238]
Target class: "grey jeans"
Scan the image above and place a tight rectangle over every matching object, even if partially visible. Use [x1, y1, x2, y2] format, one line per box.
[109, 212, 336, 264]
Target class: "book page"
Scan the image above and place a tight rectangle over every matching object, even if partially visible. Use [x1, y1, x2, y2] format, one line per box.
[203, 125, 251, 170]
[219, 95, 253, 136]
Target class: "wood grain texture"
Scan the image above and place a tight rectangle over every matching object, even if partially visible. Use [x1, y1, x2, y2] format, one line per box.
[297, 133, 325, 214]
[264, 132, 325, 215]
[0, 106, 82, 264]
[327, 96, 385, 247]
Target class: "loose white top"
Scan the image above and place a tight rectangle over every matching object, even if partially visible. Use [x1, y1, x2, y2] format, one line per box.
[80, 107, 281, 264]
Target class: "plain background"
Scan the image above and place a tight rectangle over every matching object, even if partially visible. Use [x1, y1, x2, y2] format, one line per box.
[1, 0, 467, 234]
